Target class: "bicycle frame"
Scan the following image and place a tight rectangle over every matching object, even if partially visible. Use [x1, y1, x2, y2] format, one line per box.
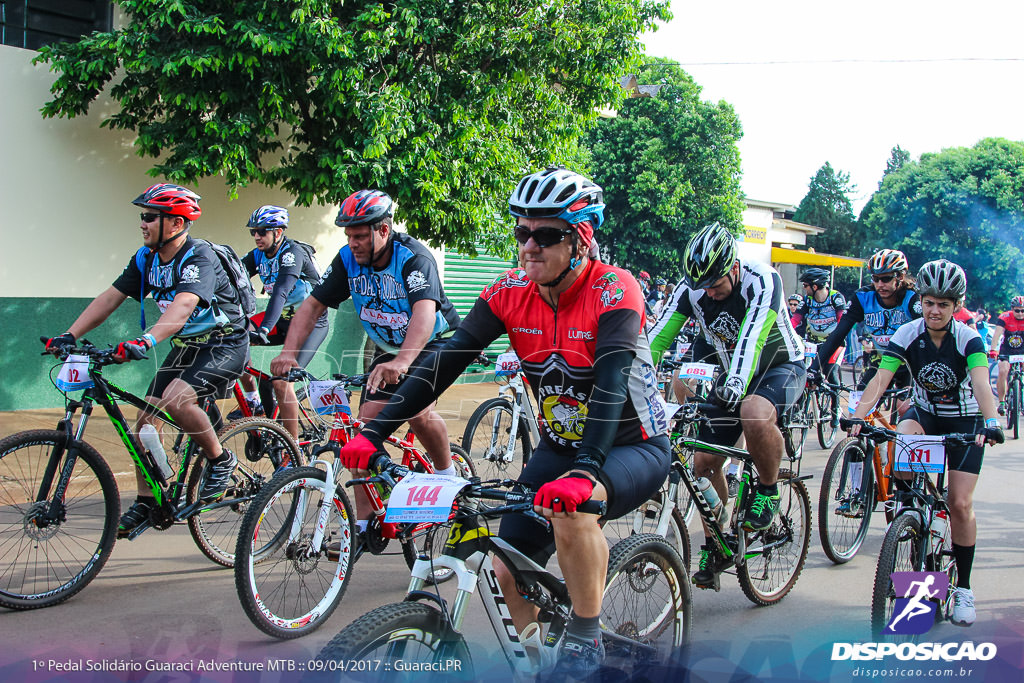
[231, 364, 326, 452]
[496, 372, 541, 458]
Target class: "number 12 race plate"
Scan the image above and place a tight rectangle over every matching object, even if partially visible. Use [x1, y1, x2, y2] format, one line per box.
[385, 472, 472, 523]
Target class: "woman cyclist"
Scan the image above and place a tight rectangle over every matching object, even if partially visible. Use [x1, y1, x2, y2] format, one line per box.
[847, 259, 1003, 626]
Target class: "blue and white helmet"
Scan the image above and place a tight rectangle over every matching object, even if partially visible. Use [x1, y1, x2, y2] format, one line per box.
[247, 205, 289, 229]
[508, 166, 605, 230]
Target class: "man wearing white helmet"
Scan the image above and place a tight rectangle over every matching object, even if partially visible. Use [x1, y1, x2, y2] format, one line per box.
[339, 166, 671, 676]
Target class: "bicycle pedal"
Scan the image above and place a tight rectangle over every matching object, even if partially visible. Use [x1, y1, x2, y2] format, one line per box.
[692, 574, 721, 591]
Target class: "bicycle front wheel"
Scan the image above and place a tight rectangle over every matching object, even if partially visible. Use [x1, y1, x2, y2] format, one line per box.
[187, 418, 306, 568]
[1011, 377, 1021, 440]
[816, 390, 840, 449]
[783, 396, 811, 460]
[818, 438, 875, 564]
[602, 533, 691, 664]
[314, 602, 474, 681]
[737, 470, 811, 605]
[235, 466, 355, 639]
[0, 430, 119, 610]
[461, 397, 532, 481]
[871, 514, 925, 638]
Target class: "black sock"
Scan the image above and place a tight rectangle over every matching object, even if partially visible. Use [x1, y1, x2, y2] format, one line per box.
[566, 611, 601, 644]
[953, 543, 975, 589]
[136, 495, 156, 506]
[758, 482, 778, 495]
[210, 450, 231, 463]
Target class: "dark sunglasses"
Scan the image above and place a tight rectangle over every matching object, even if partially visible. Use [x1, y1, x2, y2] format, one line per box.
[249, 228, 276, 237]
[140, 212, 164, 223]
[514, 226, 573, 248]
[1014, 309, 1024, 314]
[872, 274, 897, 284]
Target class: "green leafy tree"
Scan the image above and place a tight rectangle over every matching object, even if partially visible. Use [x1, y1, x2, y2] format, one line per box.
[35, 0, 670, 254]
[858, 145, 912, 228]
[860, 137, 1024, 309]
[793, 162, 866, 293]
[586, 57, 743, 279]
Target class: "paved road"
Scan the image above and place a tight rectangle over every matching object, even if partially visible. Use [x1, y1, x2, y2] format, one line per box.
[2, 386, 1022, 682]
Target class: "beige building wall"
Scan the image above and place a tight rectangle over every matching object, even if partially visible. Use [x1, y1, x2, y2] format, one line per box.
[1, 44, 350, 297]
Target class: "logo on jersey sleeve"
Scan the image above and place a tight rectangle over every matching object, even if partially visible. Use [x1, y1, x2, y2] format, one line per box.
[1009, 334, 1024, 349]
[913, 300, 923, 315]
[481, 269, 529, 302]
[281, 252, 296, 267]
[180, 263, 200, 284]
[406, 270, 428, 293]
[708, 312, 741, 344]
[592, 272, 625, 308]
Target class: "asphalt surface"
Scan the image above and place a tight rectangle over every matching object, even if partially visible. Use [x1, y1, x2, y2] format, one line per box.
[1, 381, 1022, 682]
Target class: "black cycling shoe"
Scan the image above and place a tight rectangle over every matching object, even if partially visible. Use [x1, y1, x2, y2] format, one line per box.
[726, 473, 740, 499]
[743, 486, 781, 531]
[117, 499, 154, 538]
[692, 544, 721, 590]
[199, 449, 238, 501]
[539, 634, 605, 681]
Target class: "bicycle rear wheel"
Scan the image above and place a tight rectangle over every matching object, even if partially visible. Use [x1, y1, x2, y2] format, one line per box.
[818, 438, 875, 564]
[461, 397, 532, 482]
[313, 602, 474, 681]
[871, 514, 924, 638]
[187, 418, 306, 567]
[737, 469, 811, 605]
[602, 533, 691, 663]
[816, 390, 840, 449]
[602, 489, 691, 572]
[0, 430, 119, 610]
[235, 466, 355, 639]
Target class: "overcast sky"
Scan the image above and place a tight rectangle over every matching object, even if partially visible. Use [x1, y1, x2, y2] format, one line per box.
[642, 1, 1024, 213]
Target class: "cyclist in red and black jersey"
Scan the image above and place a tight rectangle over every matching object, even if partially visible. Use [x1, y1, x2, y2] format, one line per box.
[338, 167, 670, 677]
[988, 295, 1024, 415]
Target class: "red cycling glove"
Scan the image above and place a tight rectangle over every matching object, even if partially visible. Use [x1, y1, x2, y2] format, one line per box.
[340, 433, 380, 471]
[534, 474, 595, 514]
[988, 349, 998, 360]
[114, 337, 152, 363]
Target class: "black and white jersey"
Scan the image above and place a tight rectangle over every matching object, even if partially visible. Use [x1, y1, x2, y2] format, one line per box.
[881, 319, 988, 417]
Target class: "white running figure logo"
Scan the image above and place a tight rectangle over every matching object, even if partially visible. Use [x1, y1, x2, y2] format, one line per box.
[887, 574, 938, 632]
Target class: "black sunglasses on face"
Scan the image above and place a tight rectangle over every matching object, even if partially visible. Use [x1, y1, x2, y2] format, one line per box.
[249, 228, 275, 237]
[514, 225, 573, 248]
[1014, 309, 1024, 314]
[140, 213, 164, 223]
[872, 274, 897, 284]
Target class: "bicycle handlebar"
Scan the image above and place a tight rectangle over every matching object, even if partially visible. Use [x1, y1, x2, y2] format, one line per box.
[838, 418, 976, 446]
[40, 338, 142, 366]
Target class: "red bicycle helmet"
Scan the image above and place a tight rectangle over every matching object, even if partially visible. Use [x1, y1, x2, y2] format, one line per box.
[132, 183, 202, 220]
[335, 190, 394, 227]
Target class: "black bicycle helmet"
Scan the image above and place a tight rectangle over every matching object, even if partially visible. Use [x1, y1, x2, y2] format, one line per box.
[682, 222, 737, 290]
[800, 267, 830, 288]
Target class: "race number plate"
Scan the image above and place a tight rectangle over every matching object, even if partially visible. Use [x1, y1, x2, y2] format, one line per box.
[495, 351, 521, 377]
[664, 402, 684, 420]
[55, 355, 94, 391]
[1009, 354, 1024, 364]
[847, 390, 863, 414]
[308, 381, 352, 416]
[804, 342, 818, 358]
[385, 472, 471, 523]
[679, 362, 716, 380]
[894, 435, 947, 474]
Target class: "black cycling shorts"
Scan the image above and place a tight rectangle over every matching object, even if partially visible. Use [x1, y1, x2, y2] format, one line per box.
[363, 337, 449, 403]
[497, 434, 671, 565]
[147, 332, 248, 401]
[901, 407, 984, 475]
[697, 361, 805, 447]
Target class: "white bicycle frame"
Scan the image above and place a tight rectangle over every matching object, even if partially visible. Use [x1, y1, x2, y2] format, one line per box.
[491, 372, 541, 463]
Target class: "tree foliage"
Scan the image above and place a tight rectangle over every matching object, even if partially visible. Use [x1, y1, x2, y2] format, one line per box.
[860, 137, 1024, 309]
[35, 0, 670, 253]
[586, 58, 743, 279]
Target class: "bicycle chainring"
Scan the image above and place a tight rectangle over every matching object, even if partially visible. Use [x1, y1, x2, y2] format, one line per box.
[148, 502, 175, 530]
[364, 518, 390, 554]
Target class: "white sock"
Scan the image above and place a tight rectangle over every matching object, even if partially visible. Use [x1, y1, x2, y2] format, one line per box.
[243, 390, 259, 402]
[356, 519, 368, 533]
[433, 465, 457, 476]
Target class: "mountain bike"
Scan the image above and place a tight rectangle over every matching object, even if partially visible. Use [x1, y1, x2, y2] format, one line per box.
[460, 353, 539, 482]
[622, 401, 811, 605]
[842, 421, 975, 637]
[799, 342, 844, 449]
[0, 341, 303, 610]
[312, 461, 690, 680]
[1002, 354, 1024, 439]
[818, 386, 911, 564]
[233, 370, 475, 639]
